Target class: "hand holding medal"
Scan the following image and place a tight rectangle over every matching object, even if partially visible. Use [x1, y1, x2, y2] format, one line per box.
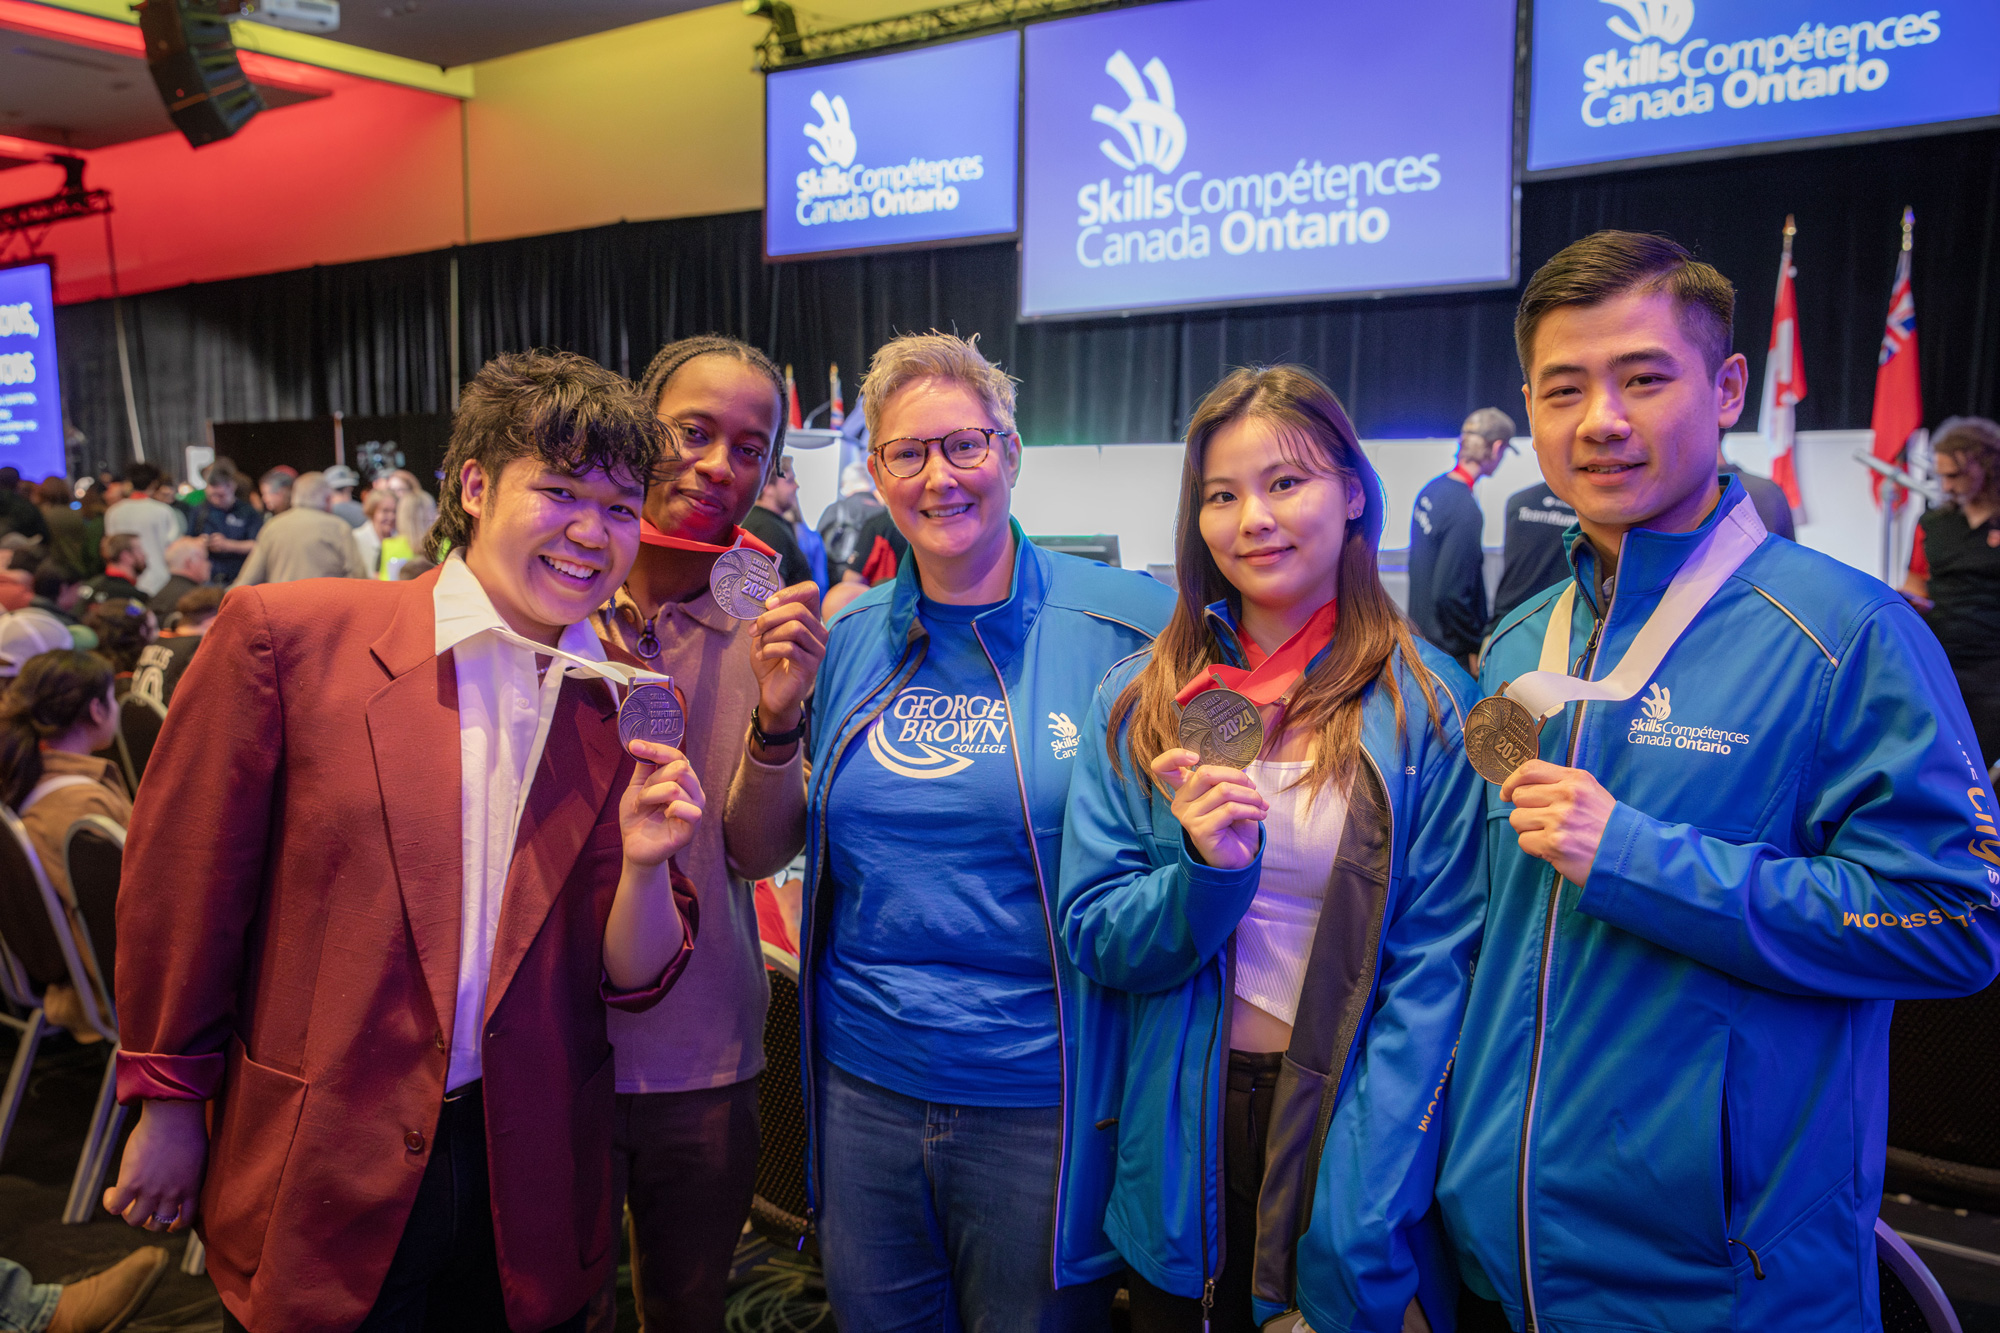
[617, 679, 704, 868]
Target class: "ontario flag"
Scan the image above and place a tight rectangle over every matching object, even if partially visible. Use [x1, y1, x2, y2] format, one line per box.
[1869, 208, 1922, 504]
[829, 362, 845, 430]
[1757, 216, 1806, 508]
[784, 363, 803, 430]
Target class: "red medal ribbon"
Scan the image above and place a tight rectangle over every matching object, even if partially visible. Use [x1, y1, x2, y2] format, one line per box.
[1174, 599, 1338, 708]
[1448, 463, 1480, 488]
[638, 518, 778, 558]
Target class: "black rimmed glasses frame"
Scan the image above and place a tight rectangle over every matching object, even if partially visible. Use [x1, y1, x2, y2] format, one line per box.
[871, 427, 1014, 480]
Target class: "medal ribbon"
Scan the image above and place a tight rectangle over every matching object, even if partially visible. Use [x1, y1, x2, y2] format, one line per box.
[1504, 498, 1767, 721]
[484, 625, 672, 703]
[639, 519, 778, 558]
[1175, 599, 1339, 708]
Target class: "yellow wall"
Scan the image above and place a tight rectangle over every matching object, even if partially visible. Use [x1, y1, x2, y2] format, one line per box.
[465, 0, 916, 243]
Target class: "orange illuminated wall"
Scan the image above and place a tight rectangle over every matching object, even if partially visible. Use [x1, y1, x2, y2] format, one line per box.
[0, 1, 462, 303]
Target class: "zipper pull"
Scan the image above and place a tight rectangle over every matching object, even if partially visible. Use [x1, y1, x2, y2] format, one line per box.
[1201, 1277, 1216, 1333]
[1726, 1236, 1766, 1280]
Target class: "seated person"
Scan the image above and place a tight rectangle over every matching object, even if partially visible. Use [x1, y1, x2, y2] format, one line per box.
[147, 537, 210, 620]
[0, 648, 130, 1039]
[131, 588, 220, 710]
[80, 599, 157, 684]
[81, 534, 146, 606]
[0, 1246, 166, 1333]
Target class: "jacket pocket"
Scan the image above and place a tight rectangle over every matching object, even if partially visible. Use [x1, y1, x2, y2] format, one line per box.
[571, 1049, 618, 1268]
[201, 1037, 307, 1279]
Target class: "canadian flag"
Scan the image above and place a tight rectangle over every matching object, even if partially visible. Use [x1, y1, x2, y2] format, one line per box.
[1758, 216, 1806, 509]
[1869, 208, 1922, 504]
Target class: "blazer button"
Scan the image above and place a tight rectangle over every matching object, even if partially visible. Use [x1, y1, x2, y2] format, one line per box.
[404, 1130, 425, 1153]
[435, 1032, 446, 1051]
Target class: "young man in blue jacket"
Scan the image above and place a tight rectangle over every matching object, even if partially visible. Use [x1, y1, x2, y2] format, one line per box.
[1437, 231, 2000, 1333]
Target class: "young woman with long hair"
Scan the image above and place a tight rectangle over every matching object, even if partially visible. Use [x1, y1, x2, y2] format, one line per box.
[1, 647, 128, 1039]
[1058, 366, 1486, 1332]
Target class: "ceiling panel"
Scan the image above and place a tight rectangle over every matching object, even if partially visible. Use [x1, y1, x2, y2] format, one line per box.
[314, 0, 715, 68]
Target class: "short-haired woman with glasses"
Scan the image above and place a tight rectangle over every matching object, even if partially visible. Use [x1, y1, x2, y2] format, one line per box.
[801, 331, 1174, 1329]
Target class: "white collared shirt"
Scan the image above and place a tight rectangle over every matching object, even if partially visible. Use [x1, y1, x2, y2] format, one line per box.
[433, 555, 612, 1090]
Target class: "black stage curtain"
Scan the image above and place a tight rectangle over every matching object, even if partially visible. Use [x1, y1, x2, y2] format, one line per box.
[55, 127, 2000, 477]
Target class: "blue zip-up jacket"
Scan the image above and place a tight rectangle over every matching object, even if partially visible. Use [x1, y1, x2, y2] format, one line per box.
[1437, 480, 2000, 1332]
[800, 524, 1176, 1283]
[1059, 606, 1486, 1333]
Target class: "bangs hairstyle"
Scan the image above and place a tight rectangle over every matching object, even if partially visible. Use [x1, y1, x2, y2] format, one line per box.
[1109, 365, 1440, 798]
[861, 331, 1018, 443]
[1516, 230, 1735, 377]
[430, 349, 670, 560]
[636, 335, 789, 485]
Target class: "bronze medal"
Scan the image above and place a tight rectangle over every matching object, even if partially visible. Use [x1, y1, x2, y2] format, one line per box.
[1464, 691, 1540, 785]
[1176, 687, 1264, 768]
[618, 681, 685, 756]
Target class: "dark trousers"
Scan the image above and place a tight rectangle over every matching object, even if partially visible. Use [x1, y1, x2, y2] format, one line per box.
[585, 1077, 761, 1333]
[1126, 1050, 1283, 1333]
[222, 1083, 585, 1333]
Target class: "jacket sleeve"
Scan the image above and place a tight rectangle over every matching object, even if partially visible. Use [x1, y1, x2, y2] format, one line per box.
[114, 589, 283, 1102]
[344, 528, 370, 579]
[724, 736, 807, 883]
[1578, 602, 2000, 999]
[231, 537, 267, 589]
[1433, 506, 1486, 659]
[1057, 672, 1263, 996]
[1298, 669, 1487, 1333]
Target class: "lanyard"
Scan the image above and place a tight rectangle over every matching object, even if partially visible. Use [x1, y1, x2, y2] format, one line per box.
[1175, 599, 1339, 708]
[1506, 499, 1767, 721]
[639, 519, 778, 558]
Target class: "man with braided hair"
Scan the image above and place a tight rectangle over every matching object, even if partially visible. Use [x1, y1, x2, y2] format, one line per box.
[587, 335, 827, 1333]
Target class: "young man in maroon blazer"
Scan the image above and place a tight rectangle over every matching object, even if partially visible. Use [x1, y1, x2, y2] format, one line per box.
[102, 350, 704, 1333]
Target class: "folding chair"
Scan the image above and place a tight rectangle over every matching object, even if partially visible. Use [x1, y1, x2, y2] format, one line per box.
[0, 806, 63, 1171]
[116, 695, 167, 790]
[1878, 1217, 1963, 1333]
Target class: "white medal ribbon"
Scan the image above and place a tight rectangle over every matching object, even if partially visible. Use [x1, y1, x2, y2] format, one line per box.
[485, 625, 673, 703]
[1505, 498, 1767, 721]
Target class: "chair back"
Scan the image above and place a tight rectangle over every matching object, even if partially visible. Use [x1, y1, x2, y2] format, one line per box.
[750, 943, 810, 1243]
[1876, 1218, 1963, 1333]
[1888, 974, 2000, 1212]
[63, 816, 124, 1022]
[0, 804, 111, 1038]
[118, 694, 167, 789]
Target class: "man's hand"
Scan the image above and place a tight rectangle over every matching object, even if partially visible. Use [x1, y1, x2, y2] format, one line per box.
[749, 582, 829, 753]
[1501, 759, 1617, 884]
[104, 1098, 208, 1232]
[619, 740, 706, 868]
[1151, 747, 1267, 871]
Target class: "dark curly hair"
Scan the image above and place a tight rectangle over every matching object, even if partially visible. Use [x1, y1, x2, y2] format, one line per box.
[0, 650, 114, 812]
[81, 599, 152, 674]
[429, 350, 672, 560]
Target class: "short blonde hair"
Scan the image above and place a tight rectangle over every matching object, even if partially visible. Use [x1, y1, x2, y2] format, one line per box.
[861, 332, 1018, 444]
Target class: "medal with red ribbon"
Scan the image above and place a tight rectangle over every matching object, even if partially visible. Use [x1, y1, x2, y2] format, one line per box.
[1173, 599, 1338, 767]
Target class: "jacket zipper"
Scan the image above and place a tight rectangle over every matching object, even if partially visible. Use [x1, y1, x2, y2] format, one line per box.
[1515, 561, 1616, 1330]
[797, 639, 925, 1246]
[1198, 941, 1230, 1332]
[970, 622, 1075, 1292]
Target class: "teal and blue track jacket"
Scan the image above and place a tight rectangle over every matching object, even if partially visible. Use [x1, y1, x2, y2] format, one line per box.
[1438, 479, 2000, 1332]
[799, 525, 1175, 1286]
[1059, 608, 1486, 1333]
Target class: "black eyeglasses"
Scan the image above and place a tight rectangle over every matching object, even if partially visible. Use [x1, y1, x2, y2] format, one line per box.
[873, 427, 1012, 480]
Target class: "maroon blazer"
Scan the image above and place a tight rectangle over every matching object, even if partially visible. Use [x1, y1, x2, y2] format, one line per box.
[114, 569, 696, 1333]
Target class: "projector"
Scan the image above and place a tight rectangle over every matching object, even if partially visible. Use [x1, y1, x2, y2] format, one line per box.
[244, 0, 340, 34]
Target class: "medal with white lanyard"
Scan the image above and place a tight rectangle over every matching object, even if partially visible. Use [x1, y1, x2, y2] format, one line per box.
[1463, 500, 1768, 784]
[484, 626, 686, 757]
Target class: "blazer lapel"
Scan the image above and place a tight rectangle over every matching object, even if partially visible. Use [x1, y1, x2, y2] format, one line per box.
[484, 675, 624, 1021]
[363, 572, 466, 1049]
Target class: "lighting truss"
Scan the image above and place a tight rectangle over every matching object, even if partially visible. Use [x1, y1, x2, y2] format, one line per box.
[749, 0, 1163, 71]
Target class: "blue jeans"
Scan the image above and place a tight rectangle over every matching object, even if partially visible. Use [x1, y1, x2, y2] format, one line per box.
[0, 1258, 59, 1333]
[818, 1063, 1116, 1333]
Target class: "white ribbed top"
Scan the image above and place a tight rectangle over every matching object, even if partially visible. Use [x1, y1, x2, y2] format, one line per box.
[1233, 758, 1350, 1028]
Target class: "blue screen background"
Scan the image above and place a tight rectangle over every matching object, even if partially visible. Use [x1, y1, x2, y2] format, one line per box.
[0, 263, 65, 481]
[1019, 0, 1516, 319]
[1529, 0, 2000, 173]
[765, 31, 1020, 259]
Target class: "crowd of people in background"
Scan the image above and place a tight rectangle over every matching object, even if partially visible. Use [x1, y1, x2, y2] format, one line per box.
[0, 228, 1996, 1333]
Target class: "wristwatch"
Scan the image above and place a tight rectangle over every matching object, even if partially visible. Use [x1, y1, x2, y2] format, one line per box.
[751, 706, 808, 749]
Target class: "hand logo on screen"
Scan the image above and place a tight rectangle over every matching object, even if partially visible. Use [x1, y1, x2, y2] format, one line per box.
[1600, 0, 1694, 44]
[804, 90, 857, 169]
[1091, 50, 1186, 174]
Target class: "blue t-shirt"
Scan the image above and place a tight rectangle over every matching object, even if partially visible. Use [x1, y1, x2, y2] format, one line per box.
[818, 596, 1061, 1108]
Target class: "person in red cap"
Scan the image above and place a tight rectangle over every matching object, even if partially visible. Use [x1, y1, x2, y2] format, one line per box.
[587, 335, 826, 1333]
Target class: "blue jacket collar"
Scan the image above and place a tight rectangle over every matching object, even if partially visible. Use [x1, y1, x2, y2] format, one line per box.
[1565, 475, 1753, 605]
[883, 518, 1052, 671]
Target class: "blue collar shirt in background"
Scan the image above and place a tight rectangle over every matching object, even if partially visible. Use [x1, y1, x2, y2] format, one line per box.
[818, 594, 1061, 1108]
